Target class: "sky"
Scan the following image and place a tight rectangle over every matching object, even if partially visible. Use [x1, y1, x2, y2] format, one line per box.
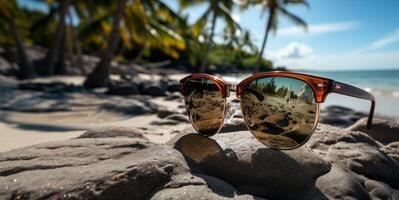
[19, 0, 399, 71]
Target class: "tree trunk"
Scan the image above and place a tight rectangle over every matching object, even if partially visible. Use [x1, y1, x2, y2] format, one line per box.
[43, 0, 71, 76]
[253, 12, 273, 74]
[68, 11, 84, 72]
[84, 0, 128, 88]
[55, 29, 67, 74]
[66, 13, 75, 67]
[9, 18, 36, 79]
[200, 12, 217, 73]
[130, 47, 145, 64]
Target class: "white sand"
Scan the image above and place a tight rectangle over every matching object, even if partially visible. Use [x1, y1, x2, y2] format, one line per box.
[0, 73, 188, 152]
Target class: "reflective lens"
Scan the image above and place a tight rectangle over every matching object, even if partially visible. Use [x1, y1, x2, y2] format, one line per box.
[183, 78, 225, 136]
[241, 77, 317, 149]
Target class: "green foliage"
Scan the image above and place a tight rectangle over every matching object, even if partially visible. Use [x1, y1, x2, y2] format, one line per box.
[0, 0, 314, 75]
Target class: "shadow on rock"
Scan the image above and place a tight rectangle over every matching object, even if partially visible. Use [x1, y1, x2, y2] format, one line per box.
[173, 131, 331, 199]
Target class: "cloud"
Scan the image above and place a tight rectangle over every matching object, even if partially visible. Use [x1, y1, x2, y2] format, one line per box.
[277, 21, 359, 37]
[271, 51, 399, 70]
[361, 28, 399, 51]
[271, 42, 313, 59]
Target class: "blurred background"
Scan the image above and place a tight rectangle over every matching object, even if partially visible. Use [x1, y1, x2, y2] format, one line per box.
[0, 0, 398, 151]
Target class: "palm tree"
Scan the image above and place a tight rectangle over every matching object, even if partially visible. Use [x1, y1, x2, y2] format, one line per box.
[42, 0, 71, 76]
[252, 0, 308, 73]
[0, 0, 36, 79]
[83, 0, 128, 88]
[83, 0, 186, 88]
[181, 0, 240, 72]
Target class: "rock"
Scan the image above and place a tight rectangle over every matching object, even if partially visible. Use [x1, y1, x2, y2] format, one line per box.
[364, 179, 399, 199]
[0, 127, 264, 200]
[306, 124, 350, 156]
[0, 57, 15, 76]
[76, 127, 148, 140]
[326, 141, 399, 188]
[157, 106, 183, 118]
[320, 105, 367, 127]
[172, 131, 331, 199]
[152, 174, 263, 200]
[18, 82, 83, 93]
[325, 105, 354, 113]
[167, 80, 180, 93]
[383, 142, 399, 163]
[164, 92, 182, 101]
[308, 165, 399, 200]
[2, 121, 399, 199]
[165, 114, 189, 123]
[347, 117, 399, 144]
[100, 98, 159, 115]
[140, 82, 167, 96]
[151, 114, 189, 126]
[0, 137, 188, 199]
[312, 165, 370, 200]
[106, 83, 139, 96]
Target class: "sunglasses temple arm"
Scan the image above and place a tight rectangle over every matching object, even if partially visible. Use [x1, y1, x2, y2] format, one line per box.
[331, 81, 375, 129]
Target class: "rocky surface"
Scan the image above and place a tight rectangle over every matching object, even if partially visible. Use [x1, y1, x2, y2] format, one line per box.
[348, 117, 399, 144]
[319, 105, 368, 128]
[0, 121, 398, 200]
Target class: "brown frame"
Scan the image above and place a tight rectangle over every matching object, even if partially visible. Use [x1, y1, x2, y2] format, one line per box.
[180, 71, 376, 133]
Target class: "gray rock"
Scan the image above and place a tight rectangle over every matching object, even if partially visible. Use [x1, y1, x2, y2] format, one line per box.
[0, 137, 187, 200]
[76, 127, 148, 140]
[312, 165, 370, 200]
[383, 142, 399, 163]
[347, 117, 399, 144]
[320, 106, 366, 127]
[151, 114, 189, 126]
[100, 98, 159, 115]
[167, 81, 180, 93]
[165, 114, 189, 123]
[0, 127, 265, 200]
[157, 107, 177, 118]
[364, 179, 399, 200]
[307, 124, 381, 156]
[152, 174, 263, 200]
[173, 131, 331, 199]
[106, 83, 139, 96]
[326, 141, 399, 188]
[140, 82, 167, 96]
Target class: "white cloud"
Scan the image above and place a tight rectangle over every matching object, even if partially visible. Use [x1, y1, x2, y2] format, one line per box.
[361, 28, 399, 51]
[271, 42, 313, 59]
[277, 21, 359, 37]
[271, 51, 399, 71]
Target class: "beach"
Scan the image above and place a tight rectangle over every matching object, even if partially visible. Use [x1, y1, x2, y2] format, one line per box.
[1, 70, 398, 152]
[0, 74, 189, 152]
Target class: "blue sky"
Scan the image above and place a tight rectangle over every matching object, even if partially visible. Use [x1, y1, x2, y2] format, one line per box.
[19, 0, 399, 71]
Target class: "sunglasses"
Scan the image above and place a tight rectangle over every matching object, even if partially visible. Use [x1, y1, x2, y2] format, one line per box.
[179, 71, 375, 150]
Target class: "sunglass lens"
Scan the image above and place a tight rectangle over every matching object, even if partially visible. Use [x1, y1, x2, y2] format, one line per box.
[241, 77, 317, 149]
[183, 78, 225, 136]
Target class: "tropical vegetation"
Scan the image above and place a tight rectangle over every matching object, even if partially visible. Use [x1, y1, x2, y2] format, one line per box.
[0, 0, 308, 87]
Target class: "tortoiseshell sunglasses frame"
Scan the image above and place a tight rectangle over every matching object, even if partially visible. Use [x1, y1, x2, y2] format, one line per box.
[180, 71, 375, 142]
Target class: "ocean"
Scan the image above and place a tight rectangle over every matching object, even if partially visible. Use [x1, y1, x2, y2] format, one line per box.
[222, 69, 399, 118]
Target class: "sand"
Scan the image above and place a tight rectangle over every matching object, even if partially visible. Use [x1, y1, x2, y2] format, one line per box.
[0, 74, 188, 152]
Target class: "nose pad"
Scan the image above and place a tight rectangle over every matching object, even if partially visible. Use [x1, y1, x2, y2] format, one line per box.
[225, 98, 241, 124]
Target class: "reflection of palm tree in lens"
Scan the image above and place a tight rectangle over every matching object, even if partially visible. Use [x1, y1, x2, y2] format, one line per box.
[285, 85, 291, 102]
